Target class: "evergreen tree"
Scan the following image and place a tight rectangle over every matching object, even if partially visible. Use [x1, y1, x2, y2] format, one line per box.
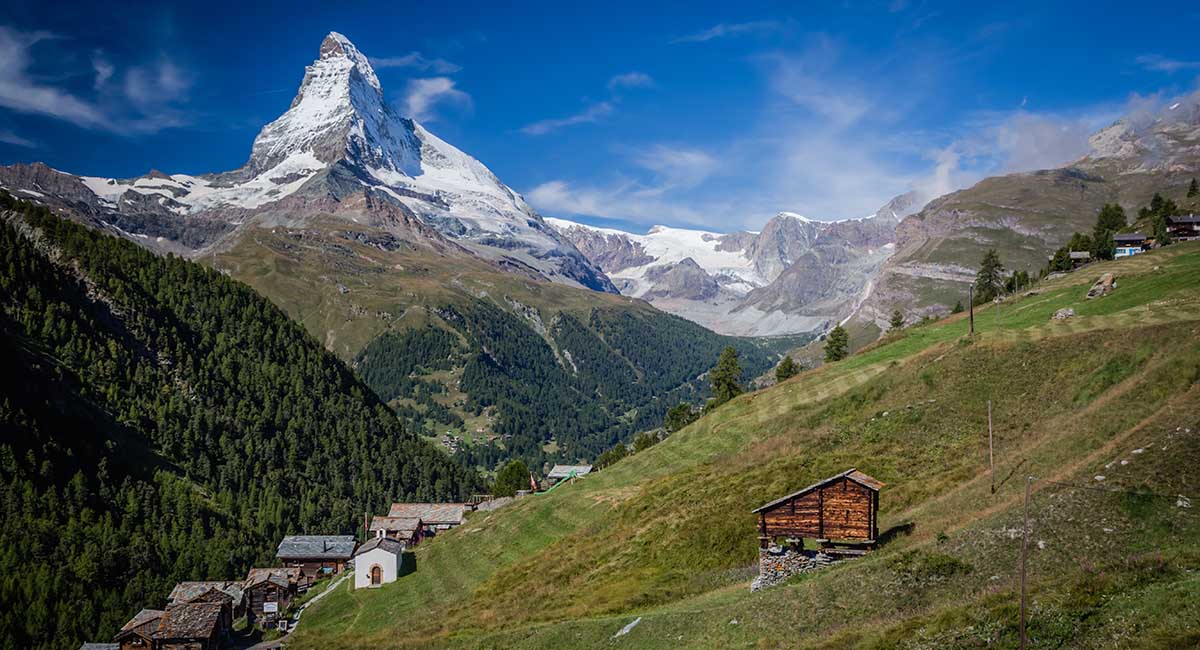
[594, 443, 629, 470]
[888, 308, 905, 331]
[774, 356, 799, 382]
[1154, 214, 1172, 246]
[1189, 178, 1198, 198]
[632, 432, 657, 453]
[707, 347, 743, 409]
[663, 402, 698, 432]
[952, 300, 964, 314]
[974, 249, 1005, 304]
[1092, 203, 1126, 260]
[493, 459, 530, 497]
[824, 325, 849, 362]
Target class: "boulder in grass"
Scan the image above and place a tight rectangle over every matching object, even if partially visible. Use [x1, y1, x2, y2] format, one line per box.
[1052, 308, 1075, 320]
[1086, 273, 1116, 299]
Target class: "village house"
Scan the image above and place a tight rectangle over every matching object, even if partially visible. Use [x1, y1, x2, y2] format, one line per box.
[752, 468, 885, 551]
[353, 536, 405, 589]
[244, 567, 300, 628]
[387, 503, 466, 536]
[275, 534, 356, 584]
[1069, 250, 1091, 267]
[167, 581, 245, 621]
[368, 515, 424, 546]
[546, 464, 592, 487]
[1166, 214, 1200, 241]
[113, 609, 162, 650]
[152, 602, 225, 650]
[1113, 232, 1148, 258]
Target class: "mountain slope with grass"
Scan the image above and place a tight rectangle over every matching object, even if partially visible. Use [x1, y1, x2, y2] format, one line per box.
[0, 194, 475, 650]
[293, 241, 1200, 649]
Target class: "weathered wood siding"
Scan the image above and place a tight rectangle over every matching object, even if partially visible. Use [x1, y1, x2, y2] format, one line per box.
[761, 477, 875, 541]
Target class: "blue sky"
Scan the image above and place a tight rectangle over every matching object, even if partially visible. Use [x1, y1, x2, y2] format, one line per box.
[1, 0, 1198, 232]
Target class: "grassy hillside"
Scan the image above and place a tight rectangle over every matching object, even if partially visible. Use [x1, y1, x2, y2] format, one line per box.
[213, 220, 785, 470]
[292, 241, 1200, 649]
[0, 195, 475, 650]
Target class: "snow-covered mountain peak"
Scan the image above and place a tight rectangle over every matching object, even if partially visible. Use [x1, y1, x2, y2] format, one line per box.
[318, 32, 381, 90]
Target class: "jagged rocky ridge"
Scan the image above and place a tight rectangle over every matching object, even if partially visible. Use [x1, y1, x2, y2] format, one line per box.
[0, 33, 614, 293]
[549, 194, 914, 336]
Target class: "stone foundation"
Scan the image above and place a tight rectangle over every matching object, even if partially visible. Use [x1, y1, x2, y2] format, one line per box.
[750, 546, 839, 592]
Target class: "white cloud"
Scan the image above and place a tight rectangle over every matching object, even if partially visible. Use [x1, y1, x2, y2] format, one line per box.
[762, 40, 871, 128]
[371, 52, 461, 74]
[0, 26, 191, 135]
[403, 77, 472, 122]
[0, 129, 35, 147]
[632, 144, 717, 190]
[671, 21, 783, 44]
[607, 71, 655, 91]
[520, 102, 613, 135]
[1135, 54, 1200, 73]
[0, 27, 107, 128]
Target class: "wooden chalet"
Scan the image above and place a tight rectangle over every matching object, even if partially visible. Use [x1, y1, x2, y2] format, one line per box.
[244, 567, 299, 628]
[387, 503, 466, 536]
[369, 515, 424, 546]
[275, 535, 356, 584]
[114, 609, 162, 650]
[168, 581, 245, 620]
[752, 468, 884, 550]
[1167, 214, 1200, 241]
[152, 602, 224, 650]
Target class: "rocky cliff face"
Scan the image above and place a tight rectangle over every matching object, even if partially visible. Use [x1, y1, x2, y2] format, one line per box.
[0, 32, 615, 293]
[549, 205, 902, 336]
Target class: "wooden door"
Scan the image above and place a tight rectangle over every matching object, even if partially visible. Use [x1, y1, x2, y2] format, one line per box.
[370, 565, 381, 585]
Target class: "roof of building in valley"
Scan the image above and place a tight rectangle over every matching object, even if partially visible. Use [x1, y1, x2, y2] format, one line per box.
[115, 609, 164, 637]
[275, 534, 357, 559]
[245, 567, 301, 589]
[369, 516, 422, 534]
[153, 602, 223, 640]
[752, 468, 885, 513]
[168, 581, 244, 604]
[354, 536, 405, 556]
[387, 503, 466, 525]
[547, 464, 592, 480]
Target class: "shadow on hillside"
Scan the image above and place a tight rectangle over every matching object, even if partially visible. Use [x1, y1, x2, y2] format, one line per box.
[879, 522, 916, 546]
[400, 551, 417, 578]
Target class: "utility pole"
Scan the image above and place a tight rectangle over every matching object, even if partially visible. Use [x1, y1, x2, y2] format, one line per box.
[988, 400, 995, 494]
[1020, 475, 1032, 650]
[968, 283, 975, 335]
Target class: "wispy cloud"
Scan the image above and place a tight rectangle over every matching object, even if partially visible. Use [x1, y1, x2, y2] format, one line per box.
[607, 71, 655, 91]
[520, 101, 613, 135]
[0, 25, 192, 135]
[670, 20, 783, 44]
[0, 129, 35, 147]
[761, 40, 872, 128]
[371, 52, 461, 74]
[403, 77, 472, 122]
[1135, 53, 1200, 73]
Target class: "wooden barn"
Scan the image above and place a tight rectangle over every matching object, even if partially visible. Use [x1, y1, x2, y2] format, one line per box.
[275, 535, 356, 585]
[152, 602, 224, 650]
[113, 609, 162, 650]
[368, 515, 424, 546]
[244, 567, 299, 628]
[752, 468, 884, 549]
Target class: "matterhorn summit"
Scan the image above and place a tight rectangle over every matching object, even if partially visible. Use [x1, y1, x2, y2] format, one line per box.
[0, 32, 614, 292]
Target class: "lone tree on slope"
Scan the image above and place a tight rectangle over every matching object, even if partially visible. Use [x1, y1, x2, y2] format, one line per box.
[889, 308, 905, 331]
[824, 325, 849, 362]
[775, 356, 799, 382]
[707, 346, 743, 410]
[974, 249, 1006, 304]
[1189, 177, 1198, 198]
[493, 459, 531, 497]
[1092, 203, 1126, 260]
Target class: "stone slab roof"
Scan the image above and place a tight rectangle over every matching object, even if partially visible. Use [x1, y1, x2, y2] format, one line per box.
[168, 581, 244, 605]
[369, 516, 422, 534]
[275, 535, 357, 559]
[387, 503, 466, 525]
[153, 602, 222, 640]
[354, 536, 405, 556]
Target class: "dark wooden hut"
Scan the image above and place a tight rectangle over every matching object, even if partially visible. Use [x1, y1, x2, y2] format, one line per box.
[752, 468, 884, 549]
